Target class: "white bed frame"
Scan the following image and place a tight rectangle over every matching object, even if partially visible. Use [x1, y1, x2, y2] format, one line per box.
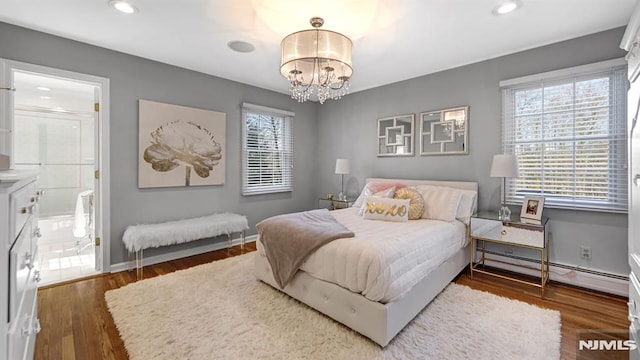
[254, 178, 478, 347]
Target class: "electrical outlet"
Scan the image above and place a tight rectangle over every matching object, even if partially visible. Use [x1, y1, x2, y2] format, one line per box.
[580, 246, 592, 260]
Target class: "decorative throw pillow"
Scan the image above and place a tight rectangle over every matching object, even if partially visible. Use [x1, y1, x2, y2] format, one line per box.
[418, 188, 462, 222]
[362, 196, 409, 222]
[366, 182, 407, 193]
[352, 182, 405, 209]
[393, 188, 425, 220]
[358, 187, 396, 216]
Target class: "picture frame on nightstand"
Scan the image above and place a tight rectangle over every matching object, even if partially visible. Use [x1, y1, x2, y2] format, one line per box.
[520, 196, 544, 223]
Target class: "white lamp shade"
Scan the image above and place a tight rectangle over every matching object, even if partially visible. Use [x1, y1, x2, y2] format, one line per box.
[490, 154, 519, 178]
[335, 158, 350, 174]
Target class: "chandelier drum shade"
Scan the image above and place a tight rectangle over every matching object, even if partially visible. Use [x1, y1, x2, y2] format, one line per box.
[280, 17, 353, 104]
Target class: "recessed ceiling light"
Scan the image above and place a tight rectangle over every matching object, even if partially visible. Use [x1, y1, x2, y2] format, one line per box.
[40, 96, 51, 100]
[36, 86, 51, 91]
[493, 1, 520, 15]
[109, 0, 137, 14]
[228, 41, 255, 53]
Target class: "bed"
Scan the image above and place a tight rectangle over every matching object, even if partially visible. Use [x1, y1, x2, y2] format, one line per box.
[254, 178, 478, 346]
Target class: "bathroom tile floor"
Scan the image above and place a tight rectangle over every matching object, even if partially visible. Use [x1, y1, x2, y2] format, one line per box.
[36, 216, 99, 287]
[37, 240, 98, 286]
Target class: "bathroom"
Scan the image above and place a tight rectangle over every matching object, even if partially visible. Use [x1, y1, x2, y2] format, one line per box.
[12, 71, 99, 286]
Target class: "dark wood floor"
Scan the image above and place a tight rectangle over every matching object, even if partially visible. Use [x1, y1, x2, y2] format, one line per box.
[35, 243, 627, 360]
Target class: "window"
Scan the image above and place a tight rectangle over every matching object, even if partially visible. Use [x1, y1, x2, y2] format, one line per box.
[241, 103, 293, 195]
[500, 59, 628, 212]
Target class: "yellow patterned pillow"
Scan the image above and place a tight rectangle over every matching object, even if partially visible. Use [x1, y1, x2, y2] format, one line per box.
[362, 196, 409, 222]
[394, 188, 425, 220]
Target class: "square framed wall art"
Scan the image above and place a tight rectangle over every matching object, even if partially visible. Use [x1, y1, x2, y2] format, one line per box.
[419, 106, 469, 155]
[377, 114, 415, 157]
[138, 99, 226, 188]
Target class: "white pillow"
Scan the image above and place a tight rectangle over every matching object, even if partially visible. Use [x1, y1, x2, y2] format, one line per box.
[352, 186, 369, 208]
[362, 196, 409, 222]
[412, 185, 477, 223]
[417, 187, 463, 222]
[354, 187, 396, 215]
[456, 189, 478, 223]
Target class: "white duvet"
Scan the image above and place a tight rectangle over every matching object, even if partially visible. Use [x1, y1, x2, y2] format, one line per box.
[257, 207, 467, 303]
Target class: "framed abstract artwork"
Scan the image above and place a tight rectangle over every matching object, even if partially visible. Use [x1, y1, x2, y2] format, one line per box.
[138, 99, 226, 188]
[377, 114, 415, 156]
[419, 106, 469, 155]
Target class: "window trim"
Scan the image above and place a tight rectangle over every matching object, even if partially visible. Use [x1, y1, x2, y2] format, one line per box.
[500, 58, 628, 213]
[241, 102, 294, 196]
[499, 58, 626, 87]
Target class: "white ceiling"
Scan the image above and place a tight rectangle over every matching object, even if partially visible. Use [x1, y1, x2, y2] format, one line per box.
[0, 0, 637, 98]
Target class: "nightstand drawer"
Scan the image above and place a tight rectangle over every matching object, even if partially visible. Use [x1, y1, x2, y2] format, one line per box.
[501, 225, 544, 248]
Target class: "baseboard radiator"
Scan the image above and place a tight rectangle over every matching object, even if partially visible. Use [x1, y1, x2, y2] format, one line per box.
[476, 249, 628, 297]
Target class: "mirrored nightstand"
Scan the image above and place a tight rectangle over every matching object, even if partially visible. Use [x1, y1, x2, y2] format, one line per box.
[470, 211, 550, 297]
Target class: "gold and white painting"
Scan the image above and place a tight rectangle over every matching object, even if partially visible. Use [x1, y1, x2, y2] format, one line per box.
[138, 100, 226, 188]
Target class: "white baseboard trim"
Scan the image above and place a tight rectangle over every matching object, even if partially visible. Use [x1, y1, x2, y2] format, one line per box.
[475, 251, 629, 297]
[110, 235, 258, 273]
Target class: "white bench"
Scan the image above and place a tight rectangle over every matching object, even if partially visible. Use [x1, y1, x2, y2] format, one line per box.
[122, 213, 249, 279]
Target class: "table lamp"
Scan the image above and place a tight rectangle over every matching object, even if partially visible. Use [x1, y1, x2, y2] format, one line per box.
[490, 154, 519, 220]
[335, 158, 350, 201]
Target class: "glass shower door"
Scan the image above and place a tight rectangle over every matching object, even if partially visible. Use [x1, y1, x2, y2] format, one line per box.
[14, 110, 95, 219]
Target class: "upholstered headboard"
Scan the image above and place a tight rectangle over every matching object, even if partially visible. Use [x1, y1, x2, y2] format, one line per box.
[365, 178, 478, 192]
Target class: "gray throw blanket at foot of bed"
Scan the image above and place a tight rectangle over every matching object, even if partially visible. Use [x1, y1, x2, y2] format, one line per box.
[256, 208, 355, 289]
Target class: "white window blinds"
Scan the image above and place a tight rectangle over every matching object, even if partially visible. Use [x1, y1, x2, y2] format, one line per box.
[500, 59, 628, 212]
[241, 103, 294, 195]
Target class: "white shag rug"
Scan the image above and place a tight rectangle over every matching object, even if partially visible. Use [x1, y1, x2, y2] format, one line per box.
[105, 253, 561, 360]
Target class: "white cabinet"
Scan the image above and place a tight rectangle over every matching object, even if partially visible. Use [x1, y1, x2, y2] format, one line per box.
[623, 3, 640, 359]
[0, 170, 39, 360]
[0, 128, 10, 168]
[0, 59, 14, 168]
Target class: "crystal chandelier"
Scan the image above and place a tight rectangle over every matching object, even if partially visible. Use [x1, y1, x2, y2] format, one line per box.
[280, 17, 353, 104]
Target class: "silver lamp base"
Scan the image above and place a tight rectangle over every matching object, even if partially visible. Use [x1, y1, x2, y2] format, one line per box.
[498, 206, 511, 221]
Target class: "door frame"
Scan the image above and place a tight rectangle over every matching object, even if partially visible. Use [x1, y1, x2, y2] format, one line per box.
[0, 58, 111, 273]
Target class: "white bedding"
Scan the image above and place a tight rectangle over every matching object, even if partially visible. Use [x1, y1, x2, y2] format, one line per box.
[257, 207, 467, 303]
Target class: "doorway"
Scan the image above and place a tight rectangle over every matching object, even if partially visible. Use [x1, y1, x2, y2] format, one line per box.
[0, 59, 110, 286]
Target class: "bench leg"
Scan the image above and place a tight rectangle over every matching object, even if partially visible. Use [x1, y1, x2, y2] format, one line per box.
[127, 251, 134, 272]
[241, 230, 246, 251]
[227, 233, 232, 249]
[135, 249, 143, 280]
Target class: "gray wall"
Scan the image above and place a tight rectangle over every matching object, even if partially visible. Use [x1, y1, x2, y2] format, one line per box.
[0, 22, 317, 265]
[0, 21, 630, 276]
[316, 28, 630, 276]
